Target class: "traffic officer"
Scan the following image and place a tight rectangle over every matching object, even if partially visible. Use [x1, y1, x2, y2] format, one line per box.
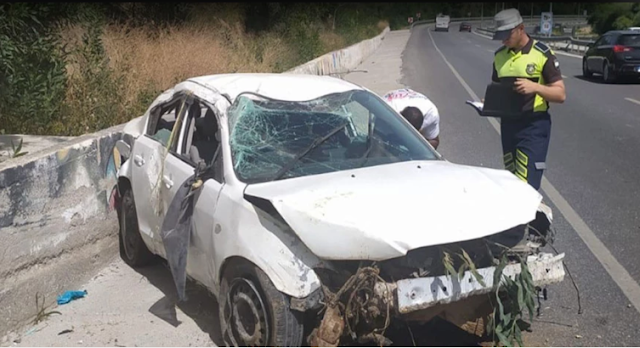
[490, 8, 566, 191]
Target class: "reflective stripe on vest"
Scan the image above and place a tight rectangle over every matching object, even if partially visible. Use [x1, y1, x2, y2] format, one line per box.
[494, 40, 550, 113]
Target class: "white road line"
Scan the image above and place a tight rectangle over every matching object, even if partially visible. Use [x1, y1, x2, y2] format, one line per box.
[487, 49, 494, 53]
[427, 27, 640, 315]
[475, 44, 481, 48]
[562, 74, 568, 78]
[625, 97, 640, 106]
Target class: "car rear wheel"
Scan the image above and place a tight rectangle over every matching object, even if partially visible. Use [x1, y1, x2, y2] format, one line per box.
[118, 188, 156, 267]
[219, 261, 305, 347]
[582, 59, 592, 78]
[603, 62, 616, 83]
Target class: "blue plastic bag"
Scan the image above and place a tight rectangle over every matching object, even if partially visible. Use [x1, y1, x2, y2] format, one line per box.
[57, 290, 87, 305]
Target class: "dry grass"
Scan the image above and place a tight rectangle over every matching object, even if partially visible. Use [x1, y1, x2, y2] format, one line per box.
[48, 13, 386, 135]
[59, 19, 300, 108]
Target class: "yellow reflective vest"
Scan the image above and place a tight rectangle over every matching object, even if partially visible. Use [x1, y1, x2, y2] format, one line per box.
[493, 39, 555, 113]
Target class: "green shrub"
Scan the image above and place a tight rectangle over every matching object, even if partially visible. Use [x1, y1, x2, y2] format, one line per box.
[0, 3, 68, 135]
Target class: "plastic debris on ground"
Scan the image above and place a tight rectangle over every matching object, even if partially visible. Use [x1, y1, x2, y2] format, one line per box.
[57, 290, 88, 305]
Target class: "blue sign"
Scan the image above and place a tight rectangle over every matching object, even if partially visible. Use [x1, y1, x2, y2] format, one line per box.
[540, 12, 553, 35]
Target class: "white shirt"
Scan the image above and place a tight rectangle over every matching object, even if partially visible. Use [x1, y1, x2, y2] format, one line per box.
[382, 88, 440, 140]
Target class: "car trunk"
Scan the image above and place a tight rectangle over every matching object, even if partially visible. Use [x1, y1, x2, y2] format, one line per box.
[617, 34, 640, 63]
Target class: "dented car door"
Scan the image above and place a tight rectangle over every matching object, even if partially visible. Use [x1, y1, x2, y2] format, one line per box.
[160, 98, 225, 289]
[130, 95, 187, 252]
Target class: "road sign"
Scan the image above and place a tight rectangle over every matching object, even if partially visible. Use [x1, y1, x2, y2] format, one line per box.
[408, 17, 414, 24]
[416, 12, 421, 19]
[540, 12, 553, 35]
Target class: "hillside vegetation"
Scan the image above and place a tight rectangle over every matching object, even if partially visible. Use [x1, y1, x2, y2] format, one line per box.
[1, 3, 391, 136]
[1, 2, 597, 137]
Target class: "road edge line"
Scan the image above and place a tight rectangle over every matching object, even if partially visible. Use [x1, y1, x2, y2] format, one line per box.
[427, 26, 640, 315]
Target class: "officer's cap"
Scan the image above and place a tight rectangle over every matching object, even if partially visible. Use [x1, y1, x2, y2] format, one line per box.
[492, 8, 523, 40]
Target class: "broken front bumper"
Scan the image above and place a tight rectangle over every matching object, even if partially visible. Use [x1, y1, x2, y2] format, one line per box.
[378, 253, 565, 314]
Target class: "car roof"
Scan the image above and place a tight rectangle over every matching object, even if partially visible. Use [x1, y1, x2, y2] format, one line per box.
[183, 73, 365, 103]
[603, 30, 640, 35]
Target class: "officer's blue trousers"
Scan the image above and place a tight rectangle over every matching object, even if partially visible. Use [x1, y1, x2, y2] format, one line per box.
[500, 112, 551, 191]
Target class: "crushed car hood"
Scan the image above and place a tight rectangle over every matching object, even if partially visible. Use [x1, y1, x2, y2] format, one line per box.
[244, 160, 543, 261]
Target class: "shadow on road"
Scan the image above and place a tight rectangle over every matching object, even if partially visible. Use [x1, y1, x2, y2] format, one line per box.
[128, 260, 489, 347]
[573, 75, 640, 85]
[386, 318, 489, 347]
[130, 260, 224, 346]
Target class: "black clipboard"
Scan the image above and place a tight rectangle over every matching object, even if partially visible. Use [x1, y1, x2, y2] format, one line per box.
[466, 79, 529, 118]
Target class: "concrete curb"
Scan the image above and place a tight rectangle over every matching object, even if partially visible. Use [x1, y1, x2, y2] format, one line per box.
[0, 26, 394, 337]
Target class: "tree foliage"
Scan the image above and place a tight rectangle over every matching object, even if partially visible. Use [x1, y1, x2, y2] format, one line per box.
[588, 3, 640, 34]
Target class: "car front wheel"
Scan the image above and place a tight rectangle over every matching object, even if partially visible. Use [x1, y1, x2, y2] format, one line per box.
[118, 188, 156, 267]
[219, 261, 305, 347]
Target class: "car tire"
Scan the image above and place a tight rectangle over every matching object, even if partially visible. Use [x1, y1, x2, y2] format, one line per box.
[118, 188, 157, 267]
[582, 59, 592, 78]
[603, 62, 616, 83]
[219, 261, 305, 347]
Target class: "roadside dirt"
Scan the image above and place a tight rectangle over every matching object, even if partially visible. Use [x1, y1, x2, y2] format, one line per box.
[4, 257, 498, 347]
[3, 257, 220, 347]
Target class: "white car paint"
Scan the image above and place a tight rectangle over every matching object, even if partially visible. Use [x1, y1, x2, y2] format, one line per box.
[244, 159, 542, 261]
[116, 73, 547, 301]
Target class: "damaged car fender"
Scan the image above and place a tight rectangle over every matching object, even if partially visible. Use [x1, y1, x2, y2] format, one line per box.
[211, 184, 325, 299]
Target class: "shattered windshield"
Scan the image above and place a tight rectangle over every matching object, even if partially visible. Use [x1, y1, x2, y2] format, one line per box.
[227, 89, 439, 183]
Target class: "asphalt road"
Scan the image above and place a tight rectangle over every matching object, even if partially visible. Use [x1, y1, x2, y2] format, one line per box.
[402, 24, 640, 346]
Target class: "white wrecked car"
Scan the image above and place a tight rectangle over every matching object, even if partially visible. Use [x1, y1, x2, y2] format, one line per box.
[114, 73, 565, 346]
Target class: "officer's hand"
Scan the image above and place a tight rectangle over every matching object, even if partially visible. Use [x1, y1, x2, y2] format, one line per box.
[514, 78, 539, 94]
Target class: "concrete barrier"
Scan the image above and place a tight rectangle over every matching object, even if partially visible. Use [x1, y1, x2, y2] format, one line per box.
[287, 27, 390, 76]
[0, 124, 125, 336]
[0, 26, 393, 337]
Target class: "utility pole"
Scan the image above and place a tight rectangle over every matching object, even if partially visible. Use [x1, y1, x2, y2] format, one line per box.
[502, 2, 505, 11]
[481, 2, 484, 27]
[531, 2, 534, 21]
[495, 2, 497, 16]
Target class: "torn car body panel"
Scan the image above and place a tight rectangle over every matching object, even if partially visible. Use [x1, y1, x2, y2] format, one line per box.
[244, 159, 543, 261]
[393, 252, 565, 314]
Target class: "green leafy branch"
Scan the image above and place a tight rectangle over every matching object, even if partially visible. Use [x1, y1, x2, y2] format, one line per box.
[442, 245, 538, 347]
[486, 254, 537, 347]
[442, 248, 486, 287]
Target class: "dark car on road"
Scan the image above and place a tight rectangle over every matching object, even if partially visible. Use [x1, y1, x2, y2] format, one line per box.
[459, 22, 471, 32]
[582, 30, 640, 83]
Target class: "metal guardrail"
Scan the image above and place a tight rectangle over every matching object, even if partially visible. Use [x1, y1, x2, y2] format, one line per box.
[410, 15, 588, 29]
[410, 15, 593, 54]
[474, 26, 595, 54]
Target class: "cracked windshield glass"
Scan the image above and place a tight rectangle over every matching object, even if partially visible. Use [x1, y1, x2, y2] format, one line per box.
[227, 89, 438, 183]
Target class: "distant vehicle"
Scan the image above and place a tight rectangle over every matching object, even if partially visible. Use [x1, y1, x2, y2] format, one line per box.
[628, 27, 640, 31]
[459, 22, 472, 32]
[435, 14, 450, 32]
[582, 30, 640, 83]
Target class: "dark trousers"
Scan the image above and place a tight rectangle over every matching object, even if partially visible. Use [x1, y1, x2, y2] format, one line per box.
[500, 112, 551, 191]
